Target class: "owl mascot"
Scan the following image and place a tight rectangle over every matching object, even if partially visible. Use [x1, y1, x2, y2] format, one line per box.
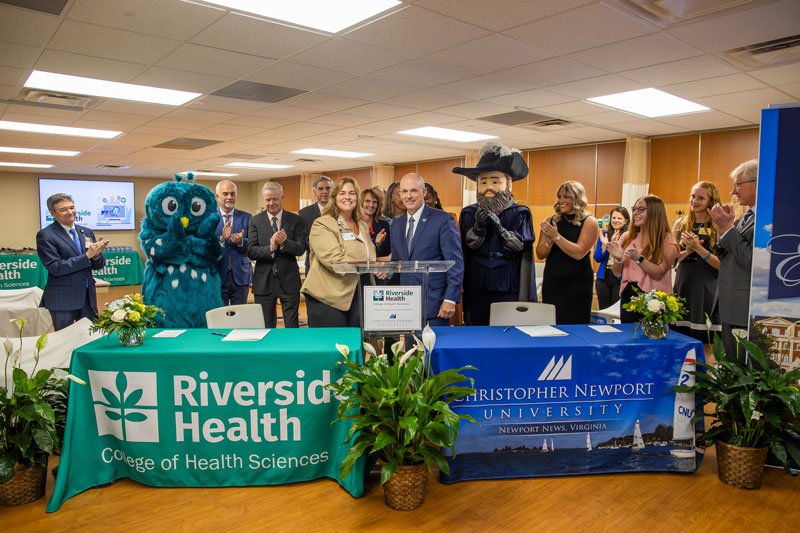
[139, 173, 223, 327]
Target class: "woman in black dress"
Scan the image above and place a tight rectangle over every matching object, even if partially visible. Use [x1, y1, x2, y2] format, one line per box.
[672, 181, 721, 342]
[536, 181, 600, 324]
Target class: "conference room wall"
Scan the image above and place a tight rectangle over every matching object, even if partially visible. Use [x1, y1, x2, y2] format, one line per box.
[0, 171, 260, 258]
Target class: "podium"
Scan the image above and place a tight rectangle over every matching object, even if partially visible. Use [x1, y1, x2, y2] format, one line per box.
[331, 260, 455, 338]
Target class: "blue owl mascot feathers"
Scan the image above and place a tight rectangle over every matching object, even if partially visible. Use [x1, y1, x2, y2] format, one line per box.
[139, 173, 224, 327]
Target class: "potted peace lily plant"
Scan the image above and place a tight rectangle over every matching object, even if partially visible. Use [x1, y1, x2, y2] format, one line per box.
[326, 326, 477, 511]
[672, 335, 800, 489]
[1, 318, 86, 506]
[90, 293, 163, 346]
[623, 289, 686, 339]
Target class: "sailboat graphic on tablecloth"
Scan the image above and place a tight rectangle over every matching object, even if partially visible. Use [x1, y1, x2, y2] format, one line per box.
[586, 432, 592, 452]
[671, 348, 698, 458]
[633, 420, 645, 450]
[542, 438, 549, 452]
[551, 439, 554, 452]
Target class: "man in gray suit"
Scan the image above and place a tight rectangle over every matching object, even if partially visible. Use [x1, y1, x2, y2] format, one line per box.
[710, 159, 758, 360]
[298, 175, 332, 272]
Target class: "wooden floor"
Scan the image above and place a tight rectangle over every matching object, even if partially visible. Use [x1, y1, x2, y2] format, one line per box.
[3, 446, 798, 532]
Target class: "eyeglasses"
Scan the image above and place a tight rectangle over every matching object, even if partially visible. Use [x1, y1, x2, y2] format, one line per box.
[631, 206, 647, 213]
[732, 179, 755, 189]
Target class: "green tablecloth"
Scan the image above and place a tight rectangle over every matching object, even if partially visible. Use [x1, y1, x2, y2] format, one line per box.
[95, 251, 144, 286]
[47, 328, 366, 512]
[0, 254, 46, 289]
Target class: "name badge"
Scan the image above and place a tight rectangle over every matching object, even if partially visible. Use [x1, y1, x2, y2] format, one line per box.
[341, 231, 356, 241]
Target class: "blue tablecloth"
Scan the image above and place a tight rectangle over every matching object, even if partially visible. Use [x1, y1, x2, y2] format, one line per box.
[431, 324, 704, 482]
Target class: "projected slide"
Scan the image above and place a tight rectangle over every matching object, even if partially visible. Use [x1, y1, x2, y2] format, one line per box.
[39, 178, 135, 230]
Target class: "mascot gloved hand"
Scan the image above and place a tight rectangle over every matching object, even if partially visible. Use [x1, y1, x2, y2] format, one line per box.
[139, 173, 223, 328]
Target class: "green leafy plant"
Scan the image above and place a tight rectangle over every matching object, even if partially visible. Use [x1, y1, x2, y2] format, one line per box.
[671, 335, 800, 474]
[1, 318, 85, 484]
[89, 293, 163, 336]
[326, 326, 477, 486]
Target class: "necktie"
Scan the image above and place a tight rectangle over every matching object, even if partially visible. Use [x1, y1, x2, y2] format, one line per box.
[406, 216, 415, 255]
[271, 216, 279, 276]
[69, 228, 81, 253]
[739, 209, 753, 229]
[224, 214, 233, 271]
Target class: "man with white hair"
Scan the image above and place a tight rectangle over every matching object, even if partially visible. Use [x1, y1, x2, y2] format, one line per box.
[710, 159, 758, 360]
[215, 180, 252, 306]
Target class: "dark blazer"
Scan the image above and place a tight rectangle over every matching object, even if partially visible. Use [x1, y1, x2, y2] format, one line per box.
[216, 208, 253, 286]
[716, 208, 755, 327]
[390, 205, 464, 320]
[247, 210, 307, 296]
[298, 203, 322, 271]
[36, 222, 106, 312]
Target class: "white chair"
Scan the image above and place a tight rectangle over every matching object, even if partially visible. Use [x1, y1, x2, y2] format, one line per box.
[489, 302, 557, 326]
[0, 286, 52, 337]
[205, 304, 265, 329]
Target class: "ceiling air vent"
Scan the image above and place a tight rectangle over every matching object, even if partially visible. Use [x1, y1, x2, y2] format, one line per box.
[613, 0, 767, 28]
[220, 153, 262, 159]
[720, 34, 800, 68]
[295, 158, 321, 163]
[5, 88, 101, 112]
[95, 164, 132, 170]
[478, 110, 576, 131]
[153, 138, 223, 150]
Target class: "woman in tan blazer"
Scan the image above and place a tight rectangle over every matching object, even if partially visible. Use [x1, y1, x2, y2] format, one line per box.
[301, 176, 377, 327]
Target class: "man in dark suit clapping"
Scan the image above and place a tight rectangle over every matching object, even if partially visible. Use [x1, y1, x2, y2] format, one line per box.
[298, 175, 331, 273]
[37, 193, 109, 330]
[247, 182, 307, 328]
[215, 180, 252, 306]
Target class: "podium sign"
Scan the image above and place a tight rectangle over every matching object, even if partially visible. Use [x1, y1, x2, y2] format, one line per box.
[363, 285, 422, 332]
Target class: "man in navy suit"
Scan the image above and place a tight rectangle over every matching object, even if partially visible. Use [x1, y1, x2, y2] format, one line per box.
[391, 173, 463, 326]
[215, 180, 252, 306]
[298, 175, 331, 273]
[37, 193, 109, 330]
[247, 182, 307, 328]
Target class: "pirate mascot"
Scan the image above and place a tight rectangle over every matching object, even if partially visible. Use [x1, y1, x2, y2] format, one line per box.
[454, 142, 536, 325]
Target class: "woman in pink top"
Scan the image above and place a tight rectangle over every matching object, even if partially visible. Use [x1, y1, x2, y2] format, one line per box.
[607, 195, 680, 323]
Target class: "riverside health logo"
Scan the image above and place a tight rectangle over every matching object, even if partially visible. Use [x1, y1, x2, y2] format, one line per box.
[89, 370, 159, 442]
[537, 355, 572, 381]
[372, 290, 385, 302]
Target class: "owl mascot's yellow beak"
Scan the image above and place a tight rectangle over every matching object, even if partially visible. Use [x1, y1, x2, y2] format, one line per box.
[180, 217, 189, 228]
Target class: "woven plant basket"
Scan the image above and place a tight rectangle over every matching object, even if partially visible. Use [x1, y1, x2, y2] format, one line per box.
[0, 463, 47, 506]
[716, 440, 769, 490]
[383, 463, 428, 511]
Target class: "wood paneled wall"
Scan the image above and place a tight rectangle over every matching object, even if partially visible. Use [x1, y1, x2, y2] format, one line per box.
[326, 167, 372, 194]
[393, 157, 466, 212]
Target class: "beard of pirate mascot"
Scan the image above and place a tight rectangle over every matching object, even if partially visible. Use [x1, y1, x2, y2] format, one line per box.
[454, 142, 536, 326]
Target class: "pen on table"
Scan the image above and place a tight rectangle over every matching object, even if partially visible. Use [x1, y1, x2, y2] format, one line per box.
[211, 332, 226, 336]
[503, 327, 512, 333]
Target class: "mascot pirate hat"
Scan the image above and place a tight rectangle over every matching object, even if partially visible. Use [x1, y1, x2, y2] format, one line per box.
[452, 141, 528, 181]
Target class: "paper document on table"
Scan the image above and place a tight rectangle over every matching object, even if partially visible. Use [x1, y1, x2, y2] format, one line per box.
[153, 330, 186, 338]
[515, 325, 568, 337]
[589, 325, 621, 333]
[222, 329, 270, 341]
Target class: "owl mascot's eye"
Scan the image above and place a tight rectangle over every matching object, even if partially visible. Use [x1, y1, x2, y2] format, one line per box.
[161, 196, 179, 215]
[190, 197, 207, 216]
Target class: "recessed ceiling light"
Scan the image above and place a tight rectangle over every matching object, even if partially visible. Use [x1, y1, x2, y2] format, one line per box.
[397, 126, 498, 143]
[182, 171, 238, 177]
[586, 88, 710, 117]
[198, 0, 401, 33]
[291, 148, 373, 158]
[0, 162, 54, 168]
[0, 120, 122, 139]
[224, 162, 294, 169]
[25, 71, 201, 106]
[0, 146, 80, 156]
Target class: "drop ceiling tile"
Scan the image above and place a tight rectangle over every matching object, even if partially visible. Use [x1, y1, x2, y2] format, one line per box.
[32, 50, 149, 83]
[778, 83, 800, 99]
[246, 61, 352, 92]
[307, 114, 377, 128]
[0, 4, 60, 47]
[294, 133, 355, 145]
[696, 87, 791, 109]
[559, 126, 626, 141]
[568, 34, 700, 73]
[536, 100, 610, 117]
[290, 38, 410, 75]
[280, 92, 368, 112]
[93, 100, 173, 117]
[251, 104, 328, 121]
[492, 57, 606, 87]
[66, 0, 226, 40]
[342, 5, 491, 56]
[596, 118, 689, 136]
[39, 136, 106, 151]
[131, 125, 194, 137]
[0, 41, 41, 69]
[187, 95, 272, 115]
[545, 75, 646, 99]
[80, 110, 155, 126]
[273, 122, 342, 135]
[577, 110, 644, 125]
[433, 75, 527, 99]
[0, 130, 51, 146]
[0, 85, 15, 100]
[245, 130, 308, 143]
[320, 77, 418, 101]
[484, 88, 574, 109]
[661, 74, 766, 99]
[426, 34, 555, 74]
[417, 0, 595, 31]
[199, 124, 266, 136]
[132, 67, 233, 94]
[392, 111, 464, 126]
[346, 102, 429, 120]
[503, 3, 653, 55]
[381, 90, 470, 111]
[161, 108, 240, 127]
[158, 44, 274, 79]
[435, 100, 515, 119]
[667, 0, 800, 52]
[369, 59, 478, 88]
[748, 64, 800, 86]
[48, 20, 180, 65]
[657, 111, 750, 130]
[191, 13, 327, 59]
[1, 111, 79, 126]
[221, 116, 295, 129]
[0, 65, 27, 87]
[618, 56, 738, 86]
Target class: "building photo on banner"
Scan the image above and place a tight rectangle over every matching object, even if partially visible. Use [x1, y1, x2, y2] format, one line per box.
[2, 0, 800, 529]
